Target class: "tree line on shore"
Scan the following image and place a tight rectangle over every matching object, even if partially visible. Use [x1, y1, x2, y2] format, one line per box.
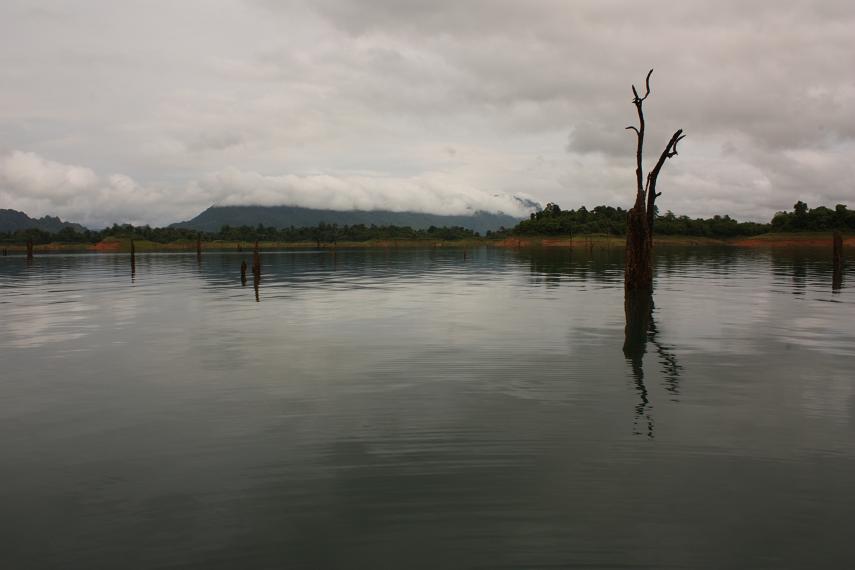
[511, 201, 854, 238]
[0, 221, 480, 245]
[2, 201, 852, 245]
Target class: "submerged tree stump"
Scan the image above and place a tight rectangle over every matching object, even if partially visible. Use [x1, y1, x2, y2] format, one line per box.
[625, 208, 652, 289]
[623, 70, 685, 291]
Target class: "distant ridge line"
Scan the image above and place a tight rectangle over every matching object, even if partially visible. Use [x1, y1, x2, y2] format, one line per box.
[170, 204, 525, 234]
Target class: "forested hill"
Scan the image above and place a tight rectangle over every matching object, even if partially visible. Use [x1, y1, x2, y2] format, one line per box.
[0, 209, 86, 233]
[171, 205, 523, 235]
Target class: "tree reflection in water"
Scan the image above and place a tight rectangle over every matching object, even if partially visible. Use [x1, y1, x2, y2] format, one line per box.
[623, 290, 682, 438]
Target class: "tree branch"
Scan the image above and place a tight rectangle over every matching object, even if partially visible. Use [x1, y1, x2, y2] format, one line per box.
[629, 71, 655, 207]
[642, 68, 653, 100]
[646, 129, 685, 231]
[631, 69, 653, 104]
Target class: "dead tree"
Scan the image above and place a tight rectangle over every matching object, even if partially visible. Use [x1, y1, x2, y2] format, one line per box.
[624, 69, 685, 290]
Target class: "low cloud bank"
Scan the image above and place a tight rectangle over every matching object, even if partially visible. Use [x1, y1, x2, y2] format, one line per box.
[0, 151, 537, 228]
[196, 168, 535, 217]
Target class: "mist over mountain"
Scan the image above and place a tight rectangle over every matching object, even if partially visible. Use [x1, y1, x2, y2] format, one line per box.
[0, 209, 86, 233]
[171, 205, 527, 235]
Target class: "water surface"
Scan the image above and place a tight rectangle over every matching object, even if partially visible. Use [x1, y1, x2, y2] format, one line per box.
[2, 247, 854, 569]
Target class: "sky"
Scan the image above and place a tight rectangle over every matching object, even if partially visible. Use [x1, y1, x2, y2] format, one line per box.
[1, 0, 854, 228]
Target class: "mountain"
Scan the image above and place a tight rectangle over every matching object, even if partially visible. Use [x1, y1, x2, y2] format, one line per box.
[0, 209, 86, 233]
[171, 205, 528, 235]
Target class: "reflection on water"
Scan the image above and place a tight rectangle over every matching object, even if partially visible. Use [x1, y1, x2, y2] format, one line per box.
[622, 289, 684, 439]
[130, 240, 136, 280]
[1, 246, 854, 569]
[253, 267, 260, 302]
[833, 258, 844, 292]
[623, 290, 655, 438]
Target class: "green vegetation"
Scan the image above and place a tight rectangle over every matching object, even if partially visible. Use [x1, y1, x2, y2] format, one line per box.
[0, 222, 479, 246]
[507, 201, 851, 238]
[770, 202, 855, 232]
[510, 203, 628, 236]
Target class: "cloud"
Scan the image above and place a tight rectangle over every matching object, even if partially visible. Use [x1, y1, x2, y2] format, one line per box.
[0, 151, 196, 227]
[198, 168, 535, 216]
[1, 0, 854, 223]
[0, 150, 536, 228]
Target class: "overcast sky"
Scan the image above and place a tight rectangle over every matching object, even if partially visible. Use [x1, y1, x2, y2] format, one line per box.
[1, 0, 854, 227]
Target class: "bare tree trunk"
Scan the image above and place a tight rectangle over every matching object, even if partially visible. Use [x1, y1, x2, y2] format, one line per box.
[625, 208, 653, 289]
[624, 70, 685, 291]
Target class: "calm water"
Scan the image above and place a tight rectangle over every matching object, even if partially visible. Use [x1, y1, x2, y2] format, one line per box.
[2, 247, 854, 569]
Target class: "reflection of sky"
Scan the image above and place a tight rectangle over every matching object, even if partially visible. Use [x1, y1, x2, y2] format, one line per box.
[1, 248, 855, 569]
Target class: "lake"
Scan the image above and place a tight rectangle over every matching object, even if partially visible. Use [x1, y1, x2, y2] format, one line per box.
[1, 246, 853, 569]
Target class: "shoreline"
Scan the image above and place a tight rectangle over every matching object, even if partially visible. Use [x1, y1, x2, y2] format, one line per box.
[1, 232, 851, 254]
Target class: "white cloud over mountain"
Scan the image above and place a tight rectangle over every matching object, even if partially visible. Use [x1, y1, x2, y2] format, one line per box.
[0, 151, 536, 227]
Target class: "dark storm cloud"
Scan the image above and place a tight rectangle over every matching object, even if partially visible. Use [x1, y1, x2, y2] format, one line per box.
[1, 0, 853, 225]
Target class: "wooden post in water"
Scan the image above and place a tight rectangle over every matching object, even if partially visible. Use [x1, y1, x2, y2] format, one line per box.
[26, 239, 34, 261]
[252, 241, 261, 277]
[833, 231, 844, 291]
[130, 239, 136, 276]
[252, 241, 261, 301]
[240, 259, 247, 285]
[2, 248, 7, 256]
[196, 234, 202, 261]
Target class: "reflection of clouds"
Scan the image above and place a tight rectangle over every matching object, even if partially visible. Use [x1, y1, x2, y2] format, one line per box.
[779, 316, 855, 358]
[800, 371, 855, 421]
[1, 256, 145, 350]
[653, 249, 855, 359]
[5, 298, 96, 349]
[4, 250, 855, 569]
